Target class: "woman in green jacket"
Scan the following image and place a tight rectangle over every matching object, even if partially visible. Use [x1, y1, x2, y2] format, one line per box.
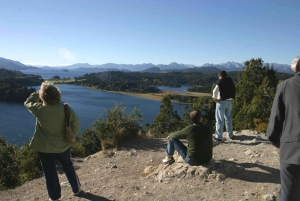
[24, 82, 81, 200]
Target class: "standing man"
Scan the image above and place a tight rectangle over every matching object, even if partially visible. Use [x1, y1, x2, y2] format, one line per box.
[212, 70, 235, 141]
[266, 56, 300, 201]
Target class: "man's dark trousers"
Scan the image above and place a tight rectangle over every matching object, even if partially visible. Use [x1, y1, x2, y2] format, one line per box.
[280, 163, 300, 201]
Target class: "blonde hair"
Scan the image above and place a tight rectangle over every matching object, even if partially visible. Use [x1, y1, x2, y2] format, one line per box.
[39, 82, 62, 105]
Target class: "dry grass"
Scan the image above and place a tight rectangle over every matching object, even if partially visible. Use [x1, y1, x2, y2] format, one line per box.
[109, 90, 210, 102]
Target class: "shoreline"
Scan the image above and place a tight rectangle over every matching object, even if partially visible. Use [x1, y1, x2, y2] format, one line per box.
[48, 80, 211, 102]
[86, 86, 211, 102]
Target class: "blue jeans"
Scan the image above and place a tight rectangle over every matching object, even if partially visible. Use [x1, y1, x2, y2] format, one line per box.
[166, 138, 201, 166]
[215, 100, 233, 139]
[38, 148, 81, 200]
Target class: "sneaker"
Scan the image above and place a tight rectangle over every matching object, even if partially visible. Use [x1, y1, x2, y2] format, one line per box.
[229, 135, 235, 140]
[162, 156, 175, 164]
[213, 136, 223, 142]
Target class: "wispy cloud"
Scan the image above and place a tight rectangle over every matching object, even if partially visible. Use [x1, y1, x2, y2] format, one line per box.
[58, 47, 76, 61]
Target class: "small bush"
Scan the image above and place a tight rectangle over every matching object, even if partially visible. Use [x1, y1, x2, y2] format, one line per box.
[254, 118, 268, 133]
[0, 136, 20, 189]
[18, 144, 42, 184]
[0, 136, 42, 190]
[78, 128, 101, 156]
[93, 103, 142, 150]
[71, 141, 86, 157]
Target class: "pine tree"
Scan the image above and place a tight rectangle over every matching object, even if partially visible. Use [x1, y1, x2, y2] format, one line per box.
[182, 96, 215, 128]
[149, 96, 181, 137]
[233, 58, 278, 131]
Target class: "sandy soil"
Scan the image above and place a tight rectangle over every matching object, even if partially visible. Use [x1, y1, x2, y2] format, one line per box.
[103, 90, 210, 102]
[0, 130, 280, 201]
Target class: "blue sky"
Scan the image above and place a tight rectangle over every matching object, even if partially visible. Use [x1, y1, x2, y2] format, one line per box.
[0, 0, 299, 66]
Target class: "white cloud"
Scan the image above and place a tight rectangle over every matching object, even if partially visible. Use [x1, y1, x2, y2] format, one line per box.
[58, 47, 76, 61]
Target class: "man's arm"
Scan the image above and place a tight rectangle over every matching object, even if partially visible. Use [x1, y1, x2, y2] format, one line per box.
[212, 85, 220, 102]
[266, 83, 285, 148]
[168, 126, 191, 139]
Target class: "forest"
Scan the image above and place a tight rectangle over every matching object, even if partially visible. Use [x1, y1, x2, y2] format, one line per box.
[75, 71, 241, 94]
[0, 69, 43, 102]
[75, 68, 292, 96]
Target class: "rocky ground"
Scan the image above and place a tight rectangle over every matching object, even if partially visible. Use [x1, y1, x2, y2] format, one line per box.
[0, 130, 280, 201]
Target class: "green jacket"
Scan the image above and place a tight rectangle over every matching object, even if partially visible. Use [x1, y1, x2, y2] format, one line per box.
[24, 92, 80, 153]
[169, 123, 212, 163]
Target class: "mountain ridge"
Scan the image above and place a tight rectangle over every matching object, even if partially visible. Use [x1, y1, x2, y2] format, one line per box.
[0, 57, 293, 74]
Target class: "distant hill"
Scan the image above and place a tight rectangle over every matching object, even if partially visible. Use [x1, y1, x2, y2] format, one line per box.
[142, 67, 161, 73]
[0, 57, 294, 74]
[268, 63, 293, 74]
[201, 61, 244, 71]
[201, 61, 293, 74]
[142, 66, 221, 74]
[39, 62, 191, 71]
[173, 67, 220, 74]
[45, 61, 293, 74]
[0, 57, 38, 70]
[75, 67, 131, 72]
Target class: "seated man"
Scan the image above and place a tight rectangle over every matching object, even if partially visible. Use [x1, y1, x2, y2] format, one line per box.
[162, 110, 213, 165]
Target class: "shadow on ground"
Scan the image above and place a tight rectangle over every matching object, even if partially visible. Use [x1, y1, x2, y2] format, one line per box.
[77, 192, 113, 201]
[121, 136, 166, 152]
[213, 134, 270, 146]
[218, 160, 280, 184]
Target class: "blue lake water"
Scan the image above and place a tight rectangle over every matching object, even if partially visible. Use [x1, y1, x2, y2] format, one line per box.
[1, 71, 190, 145]
[20, 69, 87, 79]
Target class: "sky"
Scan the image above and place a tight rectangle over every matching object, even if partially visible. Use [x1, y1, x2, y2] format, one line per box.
[0, 0, 300, 66]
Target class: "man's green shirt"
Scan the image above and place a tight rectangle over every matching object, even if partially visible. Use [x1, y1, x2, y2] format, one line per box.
[169, 123, 212, 163]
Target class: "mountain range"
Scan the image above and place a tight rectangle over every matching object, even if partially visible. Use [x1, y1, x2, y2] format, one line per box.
[0, 57, 294, 74]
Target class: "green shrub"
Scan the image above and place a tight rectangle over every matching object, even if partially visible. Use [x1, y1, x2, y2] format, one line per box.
[0, 136, 20, 189]
[0, 136, 42, 189]
[93, 103, 142, 150]
[71, 141, 86, 157]
[78, 128, 101, 156]
[18, 144, 42, 184]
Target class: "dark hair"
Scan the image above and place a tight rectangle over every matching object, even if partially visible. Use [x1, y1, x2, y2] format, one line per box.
[218, 70, 227, 78]
[190, 110, 202, 124]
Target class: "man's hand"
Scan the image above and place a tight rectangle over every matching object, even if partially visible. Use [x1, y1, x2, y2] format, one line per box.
[274, 142, 280, 148]
[214, 99, 220, 102]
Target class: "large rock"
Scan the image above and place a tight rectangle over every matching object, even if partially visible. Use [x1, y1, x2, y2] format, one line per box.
[144, 152, 243, 182]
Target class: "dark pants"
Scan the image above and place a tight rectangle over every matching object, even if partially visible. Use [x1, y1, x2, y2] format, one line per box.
[38, 148, 81, 200]
[280, 163, 300, 201]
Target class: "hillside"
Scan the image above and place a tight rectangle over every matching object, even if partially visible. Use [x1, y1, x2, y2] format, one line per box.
[0, 130, 280, 201]
[0, 57, 38, 70]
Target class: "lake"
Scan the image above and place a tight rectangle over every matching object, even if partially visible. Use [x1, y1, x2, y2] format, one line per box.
[1, 69, 190, 145]
[20, 69, 87, 79]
